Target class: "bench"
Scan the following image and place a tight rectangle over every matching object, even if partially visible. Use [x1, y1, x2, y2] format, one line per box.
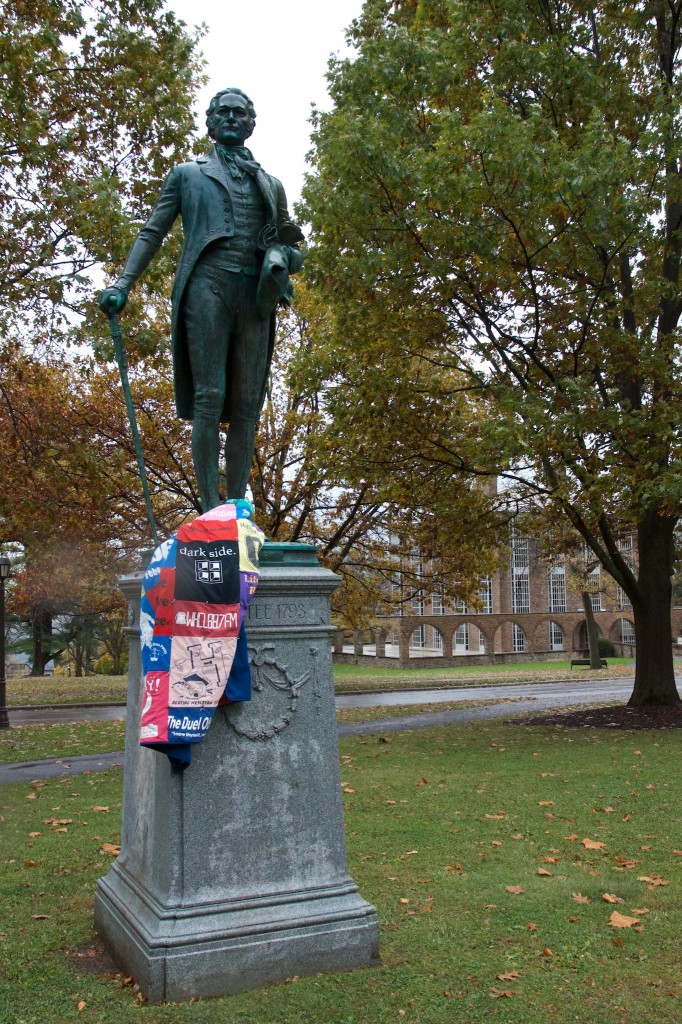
[571, 658, 607, 669]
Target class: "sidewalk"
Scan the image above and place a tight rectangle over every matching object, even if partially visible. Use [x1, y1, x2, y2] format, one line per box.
[0, 677, 647, 784]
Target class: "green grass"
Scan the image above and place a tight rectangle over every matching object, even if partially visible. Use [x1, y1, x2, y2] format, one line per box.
[0, 721, 126, 766]
[1, 702, 526, 764]
[7, 658, 637, 707]
[7, 674, 128, 707]
[0, 721, 679, 1023]
[332, 658, 636, 691]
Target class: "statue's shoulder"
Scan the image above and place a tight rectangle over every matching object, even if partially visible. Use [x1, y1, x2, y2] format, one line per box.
[172, 156, 207, 173]
[260, 168, 282, 189]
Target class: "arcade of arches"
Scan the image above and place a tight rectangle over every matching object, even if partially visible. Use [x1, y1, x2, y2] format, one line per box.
[333, 534, 682, 667]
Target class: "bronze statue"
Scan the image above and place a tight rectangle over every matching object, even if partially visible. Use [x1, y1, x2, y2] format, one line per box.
[99, 88, 304, 510]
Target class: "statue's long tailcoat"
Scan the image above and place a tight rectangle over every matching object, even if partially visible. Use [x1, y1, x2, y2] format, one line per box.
[114, 146, 303, 423]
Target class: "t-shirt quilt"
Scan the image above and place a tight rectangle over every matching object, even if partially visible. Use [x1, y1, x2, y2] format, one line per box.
[139, 501, 264, 768]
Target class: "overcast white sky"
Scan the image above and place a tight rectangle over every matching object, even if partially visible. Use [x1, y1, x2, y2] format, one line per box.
[167, 0, 365, 206]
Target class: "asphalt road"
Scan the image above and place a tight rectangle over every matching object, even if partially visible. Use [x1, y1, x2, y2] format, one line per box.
[7, 675, 642, 726]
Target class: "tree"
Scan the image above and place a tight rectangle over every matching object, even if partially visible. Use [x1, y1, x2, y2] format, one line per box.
[301, 0, 682, 705]
[0, 0, 203, 345]
[250, 283, 504, 629]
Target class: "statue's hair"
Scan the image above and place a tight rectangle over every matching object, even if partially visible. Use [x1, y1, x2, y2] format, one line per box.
[205, 88, 256, 139]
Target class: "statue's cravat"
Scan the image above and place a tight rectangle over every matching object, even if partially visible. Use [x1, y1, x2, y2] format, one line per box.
[218, 146, 261, 179]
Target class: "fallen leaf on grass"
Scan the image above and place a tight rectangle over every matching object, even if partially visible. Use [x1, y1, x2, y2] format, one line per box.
[497, 971, 520, 981]
[542, 856, 560, 864]
[673, 850, 682, 857]
[28, 832, 41, 838]
[538, 801, 554, 806]
[417, 778, 429, 786]
[26, 793, 37, 800]
[572, 893, 591, 904]
[24, 860, 39, 868]
[526, 922, 538, 931]
[637, 875, 669, 887]
[564, 834, 579, 841]
[342, 788, 355, 794]
[632, 908, 649, 915]
[582, 839, 606, 850]
[609, 911, 642, 928]
[489, 988, 516, 998]
[92, 806, 110, 812]
[100, 843, 121, 856]
[484, 813, 507, 820]
[399, 898, 410, 904]
[511, 833, 524, 840]
[492, 841, 503, 847]
[543, 948, 554, 957]
[537, 868, 553, 877]
[614, 858, 638, 868]
[77, 1001, 86, 1012]
[602, 893, 624, 904]
[506, 886, 525, 895]
[400, 850, 418, 858]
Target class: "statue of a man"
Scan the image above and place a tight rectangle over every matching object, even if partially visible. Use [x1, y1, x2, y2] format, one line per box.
[99, 88, 304, 510]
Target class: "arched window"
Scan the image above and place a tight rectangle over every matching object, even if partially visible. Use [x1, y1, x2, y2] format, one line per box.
[454, 624, 470, 652]
[548, 621, 564, 651]
[619, 619, 635, 646]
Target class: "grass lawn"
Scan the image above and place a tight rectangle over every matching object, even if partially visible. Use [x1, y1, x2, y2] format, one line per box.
[0, 703, 533, 764]
[332, 658, 636, 691]
[7, 658, 638, 707]
[335, 697, 532, 724]
[0, 720, 679, 1023]
[7, 675, 129, 708]
[0, 721, 127, 766]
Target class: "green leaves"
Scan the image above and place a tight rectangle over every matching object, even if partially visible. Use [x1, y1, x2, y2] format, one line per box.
[0, 0, 204, 341]
[300, 1, 682, 701]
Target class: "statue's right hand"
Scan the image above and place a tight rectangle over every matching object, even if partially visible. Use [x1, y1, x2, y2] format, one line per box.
[98, 286, 127, 316]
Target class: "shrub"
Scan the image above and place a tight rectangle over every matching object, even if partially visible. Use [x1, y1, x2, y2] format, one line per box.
[597, 636, 616, 658]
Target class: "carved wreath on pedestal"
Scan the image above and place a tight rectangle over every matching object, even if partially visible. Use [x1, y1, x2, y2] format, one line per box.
[224, 643, 322, 741]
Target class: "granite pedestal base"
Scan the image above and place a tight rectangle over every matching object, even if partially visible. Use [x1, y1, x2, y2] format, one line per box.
[94, 543, 379, 1003]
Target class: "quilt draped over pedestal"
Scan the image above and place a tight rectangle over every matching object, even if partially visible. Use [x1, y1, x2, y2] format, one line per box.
[139, 501, 264, 768]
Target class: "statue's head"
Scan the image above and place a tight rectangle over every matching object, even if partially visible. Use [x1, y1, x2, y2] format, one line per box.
[206, 88, 256, 147]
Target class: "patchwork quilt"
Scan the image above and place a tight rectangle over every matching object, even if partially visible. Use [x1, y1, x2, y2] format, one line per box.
[139, 500, 264, 768]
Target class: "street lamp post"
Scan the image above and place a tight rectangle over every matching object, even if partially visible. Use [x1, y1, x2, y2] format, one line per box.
[0, 556, 11, 729]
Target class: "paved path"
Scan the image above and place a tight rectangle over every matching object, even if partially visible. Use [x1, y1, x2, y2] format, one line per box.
[2, 676, 664, 784]
[7, 676, 642, 726]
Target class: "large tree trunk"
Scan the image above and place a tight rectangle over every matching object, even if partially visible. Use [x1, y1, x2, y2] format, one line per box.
[628, 511, 680, 706]
[581, 591, 603, 669]
[30, 606, 52, 676]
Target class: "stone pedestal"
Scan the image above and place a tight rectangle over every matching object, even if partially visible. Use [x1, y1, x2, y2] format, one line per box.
[94, 542, 379, 1003]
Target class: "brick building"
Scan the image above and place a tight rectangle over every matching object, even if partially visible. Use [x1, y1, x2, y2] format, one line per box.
[335, 529, 682, 667]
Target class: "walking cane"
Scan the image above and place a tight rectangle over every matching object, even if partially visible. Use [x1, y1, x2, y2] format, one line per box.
[108, 312, 159, 549]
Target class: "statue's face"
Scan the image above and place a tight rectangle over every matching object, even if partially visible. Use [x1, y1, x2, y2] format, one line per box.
[209, 93, 253, 147]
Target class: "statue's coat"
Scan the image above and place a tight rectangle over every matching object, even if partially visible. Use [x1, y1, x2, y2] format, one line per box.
[115, 146, 303, 423]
